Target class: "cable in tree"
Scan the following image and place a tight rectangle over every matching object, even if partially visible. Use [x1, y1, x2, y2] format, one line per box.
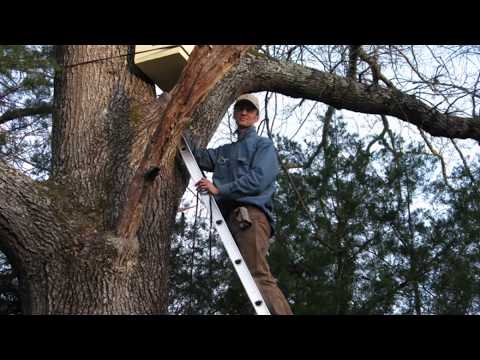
[188, 189, 200, 314]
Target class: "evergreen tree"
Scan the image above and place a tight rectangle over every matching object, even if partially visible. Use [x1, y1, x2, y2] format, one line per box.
[0, 45, 55, 177]
[168, 112, 480, 315]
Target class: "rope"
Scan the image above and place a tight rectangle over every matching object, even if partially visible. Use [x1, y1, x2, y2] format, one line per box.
[208, 195, 213, 278]
[188, 189, 200, 314]
[208, 194, 214, 314]
[187, 183, 217, 313]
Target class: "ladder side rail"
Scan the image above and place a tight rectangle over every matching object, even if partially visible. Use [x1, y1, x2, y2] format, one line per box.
[178, 137, 271, 315]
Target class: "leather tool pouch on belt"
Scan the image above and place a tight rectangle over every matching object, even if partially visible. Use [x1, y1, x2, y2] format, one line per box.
[234, 207, 252, 230]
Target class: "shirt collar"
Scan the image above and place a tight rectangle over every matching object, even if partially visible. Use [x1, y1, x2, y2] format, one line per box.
[235, 126, 257, 141]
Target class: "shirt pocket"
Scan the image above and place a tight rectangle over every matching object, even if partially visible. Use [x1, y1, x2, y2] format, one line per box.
[217, 155, 230, 167]
[215, 156, 231, 180]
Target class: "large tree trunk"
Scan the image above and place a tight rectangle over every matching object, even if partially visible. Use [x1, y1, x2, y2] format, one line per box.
[0, 45, 250, 314]
[1, 156, 182, 314]
[1, 45, 179, 314]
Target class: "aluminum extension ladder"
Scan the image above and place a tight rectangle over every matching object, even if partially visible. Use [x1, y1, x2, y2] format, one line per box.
[178, 136, 271, 315]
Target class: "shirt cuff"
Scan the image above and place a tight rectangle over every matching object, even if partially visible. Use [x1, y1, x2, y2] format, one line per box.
[216, 182, 233, 196]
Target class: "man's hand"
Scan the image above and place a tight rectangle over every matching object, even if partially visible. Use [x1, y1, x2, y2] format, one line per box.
[195, 178, 220, 195]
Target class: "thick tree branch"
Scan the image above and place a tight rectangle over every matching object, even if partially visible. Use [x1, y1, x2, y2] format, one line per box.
[0, 161, 67, 260]
[116, 45, 252, 240]
[239, 54, 480, 142]
[0, 160, 78, 312]
[0, 102, 53, 125]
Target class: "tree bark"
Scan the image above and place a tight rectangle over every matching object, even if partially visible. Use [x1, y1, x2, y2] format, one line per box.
[1, 45, 180, 313]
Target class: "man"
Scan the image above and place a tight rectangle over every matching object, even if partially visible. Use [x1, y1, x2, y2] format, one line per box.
[187, 94, 293, 315]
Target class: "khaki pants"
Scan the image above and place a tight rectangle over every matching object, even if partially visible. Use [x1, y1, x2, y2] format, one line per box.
[227, 205, 293, 315]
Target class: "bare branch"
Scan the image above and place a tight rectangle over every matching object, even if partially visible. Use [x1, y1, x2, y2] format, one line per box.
[289, 102, 317, 141]
[417, 128, 455, 192]
[450, 138, 476, 184]
[0, 159, 76, 281]
[241, 53, 480, 141]
[357, 46, 395, 88]
[0, 102, 53, 125]
[303, 106, 335, 169]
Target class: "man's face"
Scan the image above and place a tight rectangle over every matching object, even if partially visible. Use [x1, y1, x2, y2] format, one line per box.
[234, 100, 259, 129]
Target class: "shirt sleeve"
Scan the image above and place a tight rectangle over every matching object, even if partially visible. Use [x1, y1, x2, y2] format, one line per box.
[186, 137, 221, 172]
[216, 139, 279, 198]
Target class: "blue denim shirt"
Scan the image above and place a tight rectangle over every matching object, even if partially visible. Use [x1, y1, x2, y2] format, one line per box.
[189, 127, 279, 229]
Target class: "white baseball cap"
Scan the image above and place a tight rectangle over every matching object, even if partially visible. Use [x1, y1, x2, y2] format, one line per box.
[235, 94, 260, 112]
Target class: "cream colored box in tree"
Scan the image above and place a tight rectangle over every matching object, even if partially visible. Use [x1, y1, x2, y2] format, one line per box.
[134, 45, 195, 92]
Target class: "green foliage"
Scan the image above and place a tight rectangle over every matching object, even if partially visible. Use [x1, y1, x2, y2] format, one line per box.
[0, 45, 54, 97]
[168, 209, 251, 315]
[0, 45, 55, 178]
[0, 251, 20, 315]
